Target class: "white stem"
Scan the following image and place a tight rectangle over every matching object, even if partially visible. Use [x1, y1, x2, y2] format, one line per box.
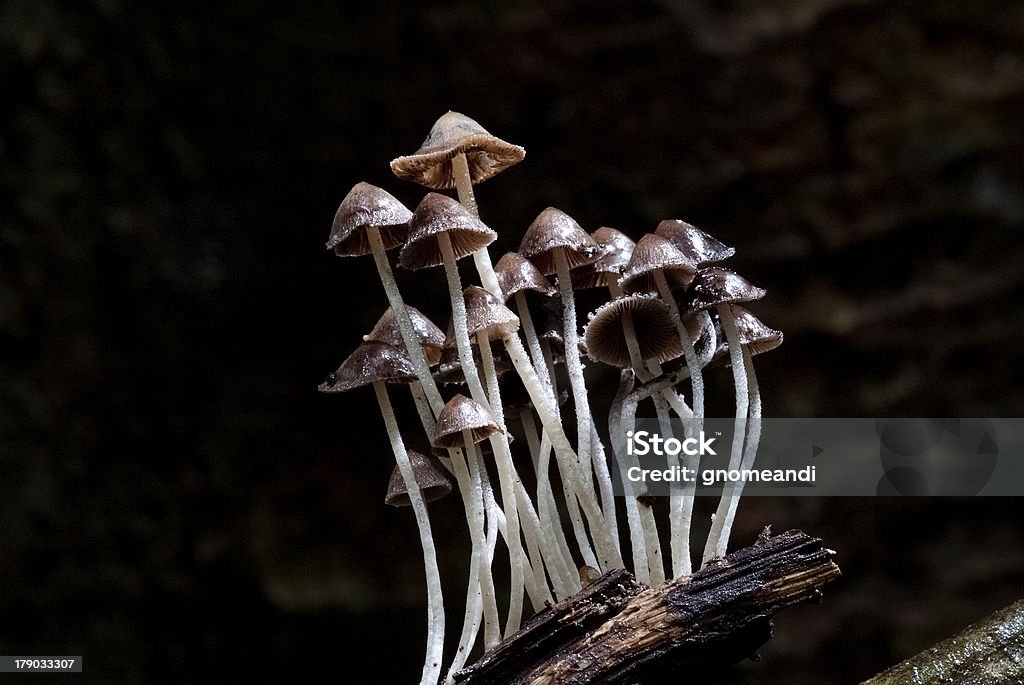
[452, 152, 480, 218]
[610, 372, 650, 585]
[554, 250, 594, 487]
[621, 392, 665, 585]
[367, 227, 445, 416]
[514, 290, 555, 401]
[653, 271, 704, 430]
[652, 390, 688, 579]
[606, 275, 652, 382]
[718, 346, 762, 559]
[703, 305, 750, 565]
[374, 382, 444, 685]
[589, 415, 619, 559]
[465, 436, 501, 649]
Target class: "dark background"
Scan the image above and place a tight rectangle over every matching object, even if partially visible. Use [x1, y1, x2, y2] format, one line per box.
[2, 1, 1023, 682]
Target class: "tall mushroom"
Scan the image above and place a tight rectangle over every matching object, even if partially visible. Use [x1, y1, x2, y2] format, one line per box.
[319, 341, 444, 685]
[494, 252, 557, 398]
[619, 233, 702, 576]
[683, 267, 768, 564]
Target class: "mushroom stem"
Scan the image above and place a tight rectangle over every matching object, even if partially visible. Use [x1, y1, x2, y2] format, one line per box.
[702, 304, 751, 565]
[452, 152, 479, 218]
[605, 274, 652, 382]
[621, 390, 666, 585]
[373, 381, 444, 685]
[554, 249, 617, 552]
[653, 270, 704, 426]
[366, 227, 445, 417]
[661, 388, 697, 577]
[610, 371, 651, 585]
[651, 389, 685, 579]
[717, 345, 762, 561]
[513, 290, 556, 400]
[464, 435, 501, 649]
[474, 253, 622, 569]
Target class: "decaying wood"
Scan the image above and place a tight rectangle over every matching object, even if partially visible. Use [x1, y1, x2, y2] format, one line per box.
[456, 528, 840, 685]
[862, 598, 1024, 685]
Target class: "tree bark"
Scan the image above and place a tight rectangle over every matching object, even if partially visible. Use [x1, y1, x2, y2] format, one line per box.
[456, 528, 841, 684]
[862, 599, 1024, 685]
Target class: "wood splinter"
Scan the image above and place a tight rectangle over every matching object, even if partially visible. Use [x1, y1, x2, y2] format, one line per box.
[455, 528, 841, 685]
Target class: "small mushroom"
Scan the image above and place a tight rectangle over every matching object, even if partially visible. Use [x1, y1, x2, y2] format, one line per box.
[571, 227, 636, 291]
[494, 252, 558, 398]
[364, 305, 446, 367]
[655, 219, 735, 266]
[385, 450, 453, 507]
[318, 340, 444, 684]
[584, 295, 684, 369]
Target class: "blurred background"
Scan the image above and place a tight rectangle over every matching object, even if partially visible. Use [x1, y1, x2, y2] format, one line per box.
[2, 0, 1023, 682]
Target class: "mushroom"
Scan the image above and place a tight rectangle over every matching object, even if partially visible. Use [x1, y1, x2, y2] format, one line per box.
[318, 341, 444, 685]
[364, 305, 446, 367]
[518, 208, 620, 562]
[494, 252, 558, 398]
[329, 182, 451, 422]
[706, 304, 782, 563]
[385, 450, 453, 507]
[682, 268, 768, 565]
[619, 233, 704, 577]
[654, 219, 736, 266]
[434, 394, 506, 650]
[584, 294, 684, 369]
[390, 111, 525, 218]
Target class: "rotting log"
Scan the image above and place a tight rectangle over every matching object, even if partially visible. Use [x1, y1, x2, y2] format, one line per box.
[861, 598, 1024, 685]
[456, 528, 841, 685]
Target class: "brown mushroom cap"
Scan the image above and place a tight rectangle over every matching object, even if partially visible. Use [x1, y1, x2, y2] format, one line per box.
[686, 267, 766, 312]
[518, 208, 601, 275]
[434, 394, 503, 448]
[725, 304, 783, 356]
[390, 111, 526, 190]
[318, 341, 417, 392]
[619, 233, 697, 295]
[384, 450, 453, 507]
[434, 342, 513, 385]
[583, 295, 684, 368]
[327, 182, 413, 256]
[494, 252, 555, 301]
[655, 219, 735, 265]
[571, 227, 636, 290]
[364, 306, 446, 366]
[399, 192, 498, 270]
[464, 286, 521, 341]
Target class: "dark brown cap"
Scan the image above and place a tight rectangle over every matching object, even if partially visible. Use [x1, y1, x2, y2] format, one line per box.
[433, 394, 503, 448]
[572, 227, 636, 290]
[583, 295, 684, 368]
[399, 192, 497, 270]
[686, 267, 766, 312]
[390, 111, 525, 190]
[318, 341, 417, 392]
[619, 233, 697, 295]
[655, 220, 735, 265]
[494, 252, 555, 301]
[328, 182, 412, 256]
[464, 286, 520, 341]
[364, 306, 445, 367]
[518, 208, 601, 275]
[726, 304, 783, 356]
[384, 450, 453, 507]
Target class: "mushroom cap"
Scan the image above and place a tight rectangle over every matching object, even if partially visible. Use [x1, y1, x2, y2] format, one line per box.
[318, 341, 417, 392]
[619, 233, 697, 295]
[327, 182, 413, 256]
[572, 227, 636, 289]
[494, 252, 555, 300]
[364, 306, 445, 367]
[655, 219, 735, 265]
[390, 111, 526, 190]
[434, 394, 503, 448]
[723, 304, 783, 356]
[384, 450, 453, 507]
[399, 192, 498, 270]
[518, 208, 601, 275]
[686, 267, 766, 312]
[584, 294, 684, 368]
[464, 286, 521, 340]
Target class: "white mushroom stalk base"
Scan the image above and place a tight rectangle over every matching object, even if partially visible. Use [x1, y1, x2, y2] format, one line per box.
[703, 304, 751, 565]
[373, 381, 445, 685]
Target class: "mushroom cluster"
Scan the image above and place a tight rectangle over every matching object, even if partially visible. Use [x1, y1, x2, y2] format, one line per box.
[318, 112, 782, 684]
